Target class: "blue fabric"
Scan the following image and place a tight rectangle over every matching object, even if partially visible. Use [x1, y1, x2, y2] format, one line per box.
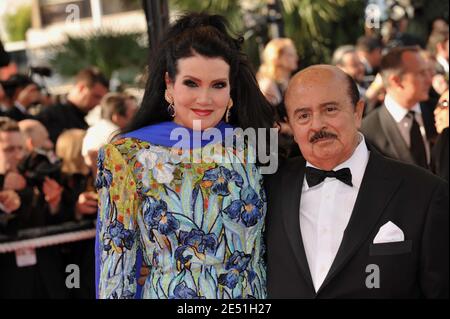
[134, 248, 143, 299]
[123, 121, 234, 148]
[94, 216, 100, 299]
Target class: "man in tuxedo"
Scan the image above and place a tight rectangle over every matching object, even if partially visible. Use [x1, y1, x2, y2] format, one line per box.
[265, 65, 449, 298]
[361, 46, 437, 169]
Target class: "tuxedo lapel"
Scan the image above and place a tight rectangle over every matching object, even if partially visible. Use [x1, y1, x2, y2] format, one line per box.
[379, 106, 415, 165]
[281, 158, 315, 293]
[317, 148, 403, 294]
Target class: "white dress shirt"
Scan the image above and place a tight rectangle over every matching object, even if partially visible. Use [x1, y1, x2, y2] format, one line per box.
[384, 94, 430, 164]
[437, 55, 449, 74]
[81, 119, 119, 157]
[300, 133, 370, 292]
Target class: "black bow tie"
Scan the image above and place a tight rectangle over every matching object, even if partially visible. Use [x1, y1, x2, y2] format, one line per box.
[305, 166, 353, 188]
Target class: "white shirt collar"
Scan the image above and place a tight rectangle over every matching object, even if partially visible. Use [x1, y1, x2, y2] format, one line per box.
[305, 133, 369, 190]
[384, 94, 421, 123]
[14, 101, 27, 114]
[437, 55, 449, 73]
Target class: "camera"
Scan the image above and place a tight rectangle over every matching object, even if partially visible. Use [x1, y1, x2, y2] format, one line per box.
[18, 148, 62, 189]
[29, 66, 52, 77]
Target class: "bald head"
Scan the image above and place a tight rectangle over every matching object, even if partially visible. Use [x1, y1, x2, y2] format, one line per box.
[18, 119, 53, 152]
[286, 65, 360, 108]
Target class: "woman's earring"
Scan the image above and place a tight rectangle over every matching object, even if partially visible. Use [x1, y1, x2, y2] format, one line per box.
[167, 102, 176, 117]
[165, 90, 176, 117]
[225, 98, 233, 123]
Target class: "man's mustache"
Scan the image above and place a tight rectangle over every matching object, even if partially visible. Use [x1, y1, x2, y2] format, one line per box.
[309, 130, 337, 143]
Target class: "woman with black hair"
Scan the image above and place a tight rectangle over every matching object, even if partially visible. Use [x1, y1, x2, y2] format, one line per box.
[95, 12, 274, 299]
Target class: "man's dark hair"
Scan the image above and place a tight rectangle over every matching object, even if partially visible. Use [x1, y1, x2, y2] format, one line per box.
[75, 67, 109, 89]
[345, 73, 360, 107]
[100, 93, 129, 120]
[356, 36, 383, 53]
[1, 74, 35, 99]
[0, 116, 19, 133]
[379, 46, 420, 86]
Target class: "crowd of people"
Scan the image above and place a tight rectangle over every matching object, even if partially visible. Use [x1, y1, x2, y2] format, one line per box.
[256, 18, 449, 180]
[0, 68, 138, 298]
[0, 11, 448, 299]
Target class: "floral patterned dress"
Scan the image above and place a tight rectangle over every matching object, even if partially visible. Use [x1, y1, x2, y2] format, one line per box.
[95, 132, 267, 299]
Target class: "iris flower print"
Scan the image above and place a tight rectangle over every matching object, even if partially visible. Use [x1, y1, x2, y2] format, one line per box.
[169, 282, 204, 299]
[222, 186, 264, 227]
[218, 251, 252, 289]
[174, 229, 218, 266]
[103, 220, 135, 251]
[142, 197, 179, 237]
[201, 166, 244, 196]
[95, 148, 113, 189]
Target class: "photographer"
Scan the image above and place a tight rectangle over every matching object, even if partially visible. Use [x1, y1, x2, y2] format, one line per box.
[0, 117, 68, 298]
[18, 119, 63, 216]
[1, 74, 42, 121]
[0, 117, 28, 202]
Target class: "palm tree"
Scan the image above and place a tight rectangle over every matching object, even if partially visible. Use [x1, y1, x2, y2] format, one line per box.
[49, 31, 148, 84]
[282, 0, 365, 65]
[169, 0, 366, 67]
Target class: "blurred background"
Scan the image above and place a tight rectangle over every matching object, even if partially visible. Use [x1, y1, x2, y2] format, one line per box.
[0, 0, 448, 93]
[0, 0, 448, 299]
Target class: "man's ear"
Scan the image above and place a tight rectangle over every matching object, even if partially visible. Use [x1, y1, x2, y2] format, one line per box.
[389, 73, 403, 90]
[25, 138, 34, 152]
[75, 82, 87, 95]
[354, 99, 365, 129]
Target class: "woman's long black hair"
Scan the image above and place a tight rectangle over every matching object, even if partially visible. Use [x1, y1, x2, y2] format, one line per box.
[121, 12, 274, 136]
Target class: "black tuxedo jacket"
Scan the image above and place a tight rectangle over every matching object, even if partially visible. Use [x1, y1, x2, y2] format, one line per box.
[265, 146, 448, 298]
[4, 105, 34, 122]
[361, 104, 437, 167]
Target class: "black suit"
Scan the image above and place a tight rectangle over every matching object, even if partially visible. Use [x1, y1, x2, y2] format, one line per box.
[265, 145, 449, 298]
[36, 102, 89, 144]
[4, 105, 34, 122]
[361, 104, 437, 167]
